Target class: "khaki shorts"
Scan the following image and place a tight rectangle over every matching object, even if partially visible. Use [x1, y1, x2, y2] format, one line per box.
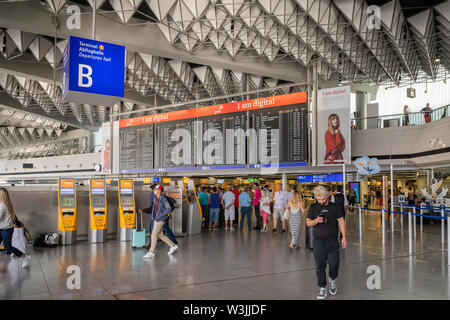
[273, 208, 286, 220]
[224, 208, 235, 221]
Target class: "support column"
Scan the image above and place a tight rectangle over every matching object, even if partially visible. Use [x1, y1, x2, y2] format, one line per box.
[355, 91, 368, 130]
[311, 58, 318, 166]
[282, 173, 287, 191]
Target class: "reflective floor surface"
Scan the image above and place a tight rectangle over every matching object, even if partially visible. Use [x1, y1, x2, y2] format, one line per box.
[1, 210, 449, 300]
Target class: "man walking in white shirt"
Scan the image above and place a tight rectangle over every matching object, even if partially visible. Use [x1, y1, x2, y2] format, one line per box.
[272, 184, 289, 233]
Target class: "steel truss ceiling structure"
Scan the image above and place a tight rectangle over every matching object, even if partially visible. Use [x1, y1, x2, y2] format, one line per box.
[56, 0, 449, 86]
[0, 26, 301, 121]
[0, 0, 447, 151]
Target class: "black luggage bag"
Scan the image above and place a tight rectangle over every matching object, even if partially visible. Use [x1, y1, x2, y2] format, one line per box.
[305, 224, 314, 250]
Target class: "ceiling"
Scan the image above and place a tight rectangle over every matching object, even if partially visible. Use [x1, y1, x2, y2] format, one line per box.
[0, 0, 448, 151]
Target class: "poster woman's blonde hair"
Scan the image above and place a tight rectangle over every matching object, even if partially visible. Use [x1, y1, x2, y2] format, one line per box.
[327, 113, 340, 135]
[0, 188, 16, 221]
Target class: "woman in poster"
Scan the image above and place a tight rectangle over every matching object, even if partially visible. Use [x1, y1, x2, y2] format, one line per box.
[324, 114, 345, 164]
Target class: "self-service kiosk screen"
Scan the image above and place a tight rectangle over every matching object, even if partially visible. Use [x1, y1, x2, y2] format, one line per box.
[61, 197, 75, 208]
[121, 196, 134, 207]
[91, 196, 106, 208]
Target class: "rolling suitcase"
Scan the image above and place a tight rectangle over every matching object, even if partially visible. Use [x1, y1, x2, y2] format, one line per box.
[305, 223, 314, 250]
[132, 212, 146, 248]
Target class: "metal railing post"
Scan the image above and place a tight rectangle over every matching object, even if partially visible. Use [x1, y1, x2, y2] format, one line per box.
[359, 205, 362, 239]
[413, 207, 416, 239]
[441, 206, 445, 246]
[447, 210, 450, 266]
[409, 207, 413, 254]
[420, 203, 423, 233]
[400, 204, 403, 231]
[382, 208, 385, 245]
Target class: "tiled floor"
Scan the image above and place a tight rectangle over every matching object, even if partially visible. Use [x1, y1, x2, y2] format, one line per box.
[1, 210, 449, 300]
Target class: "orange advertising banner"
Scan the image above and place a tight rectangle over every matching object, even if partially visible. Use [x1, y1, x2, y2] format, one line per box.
[120, 180, 132, 189]
[61, 179, 74, 188]
[92, 180, 105, 188]
[119, 92, 307, 128]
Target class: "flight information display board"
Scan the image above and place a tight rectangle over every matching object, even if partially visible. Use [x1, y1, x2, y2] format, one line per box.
[155, 119, 196, 172]
[119, 124, 153, 173]
[197, 112, 247, 170]
[249, 104, 308, 167]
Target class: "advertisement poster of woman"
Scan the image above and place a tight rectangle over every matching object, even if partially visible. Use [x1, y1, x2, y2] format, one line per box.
[317, 86, 351, 165]
[324, 114, 346, 164]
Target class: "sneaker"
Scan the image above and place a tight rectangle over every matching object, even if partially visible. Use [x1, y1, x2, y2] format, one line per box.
[143, 251, 155, 259]
[317, 287, 327, 299]
[281, 229, 286, 233]
[168, 244, 178, 255]
[21, 255, 30, 268]
[329, 279, 337, 295]
[272, 229, 277, 233]
[230, 227, 235, 231]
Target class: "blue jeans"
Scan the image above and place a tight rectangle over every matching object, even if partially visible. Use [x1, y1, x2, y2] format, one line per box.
[209, 208, 220, 223]
[149, 219, 177, 246]
[201, 205, 210, 228]
[0, 228, 24, 257]
[240, 207, 252, 230]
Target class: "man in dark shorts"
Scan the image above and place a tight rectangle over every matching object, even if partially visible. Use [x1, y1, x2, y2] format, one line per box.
[307, 185, 346, 299]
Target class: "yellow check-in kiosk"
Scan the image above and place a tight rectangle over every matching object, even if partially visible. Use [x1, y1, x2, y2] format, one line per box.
[58, 178, 77, 245]
[89, 179, 108, 243]
[118, 179, 136, 241]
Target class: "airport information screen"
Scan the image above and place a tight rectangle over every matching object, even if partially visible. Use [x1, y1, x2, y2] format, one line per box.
[249, 104, 308, 167]
[155, 118, 196, 172]
[198, 112, 246, 169]
[118, 92, 308, 172]
[119, 123, 153, 173]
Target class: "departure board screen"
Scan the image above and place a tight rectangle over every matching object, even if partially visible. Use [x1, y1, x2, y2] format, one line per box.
[155, 119, 196, 172]
[119, 124, 153, 173]
[197, 112, 247, 170]
[249, 104, 308, 167]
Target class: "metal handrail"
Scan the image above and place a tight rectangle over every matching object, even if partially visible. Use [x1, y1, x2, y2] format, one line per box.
[351, 104, 449, 129]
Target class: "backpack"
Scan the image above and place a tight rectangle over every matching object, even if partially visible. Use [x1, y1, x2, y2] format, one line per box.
[165, 196, 177, 215]
[33, 232, 58, 248]
[334, 193, 345, 207]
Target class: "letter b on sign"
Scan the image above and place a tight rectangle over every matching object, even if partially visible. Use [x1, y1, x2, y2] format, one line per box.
[78, 64, 93, 88]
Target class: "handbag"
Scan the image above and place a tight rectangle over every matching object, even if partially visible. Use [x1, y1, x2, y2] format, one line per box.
[283, 208, 290, 220]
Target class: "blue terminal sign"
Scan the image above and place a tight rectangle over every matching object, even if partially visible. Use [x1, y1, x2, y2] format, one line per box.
[62, 36, 125, 106]
[297, 174, 344, 183]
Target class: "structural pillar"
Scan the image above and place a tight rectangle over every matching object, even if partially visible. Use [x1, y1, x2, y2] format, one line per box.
[282, 173, 287, 191]
[355, 91, 368, 130]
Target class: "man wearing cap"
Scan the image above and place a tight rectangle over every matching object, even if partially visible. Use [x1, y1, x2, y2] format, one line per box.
[143, 185, 178, 258]
[139, 184, 177, 249]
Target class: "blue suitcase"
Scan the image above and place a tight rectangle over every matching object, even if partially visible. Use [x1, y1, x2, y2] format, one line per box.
[132, 212, 146, 248]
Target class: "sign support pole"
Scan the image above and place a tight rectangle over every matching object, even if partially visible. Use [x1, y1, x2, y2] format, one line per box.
[92, 0, 96, 40]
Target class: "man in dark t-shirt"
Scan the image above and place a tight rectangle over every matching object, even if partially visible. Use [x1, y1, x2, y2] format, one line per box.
[307, 185, 346, 299]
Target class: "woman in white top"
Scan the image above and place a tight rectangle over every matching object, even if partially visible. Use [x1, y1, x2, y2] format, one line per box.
[260, 189, 272, 232]
[286, 190, 306, 249]
[0, 188, 30, 268]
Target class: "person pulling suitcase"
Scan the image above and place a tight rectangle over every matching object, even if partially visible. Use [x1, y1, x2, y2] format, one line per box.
[143, 185, 178, 259]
